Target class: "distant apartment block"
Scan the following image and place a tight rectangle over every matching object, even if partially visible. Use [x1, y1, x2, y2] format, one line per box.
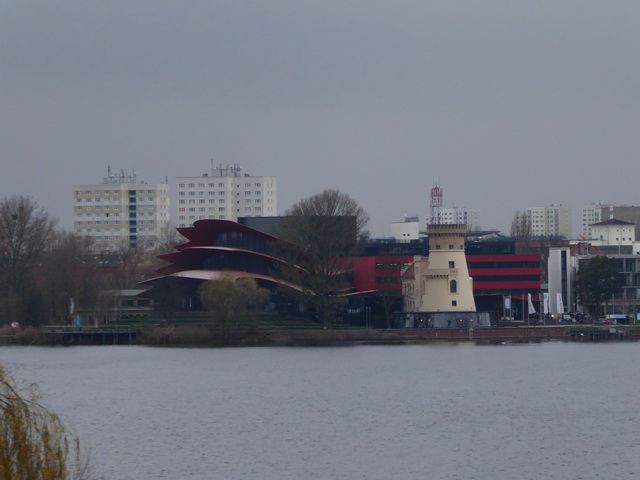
[440, 207, 481, 231]
[520, 205, 572, 238]
[73, 169, 171, 251]
[580, 204, 604, 239]
[175, 164, 277, 228]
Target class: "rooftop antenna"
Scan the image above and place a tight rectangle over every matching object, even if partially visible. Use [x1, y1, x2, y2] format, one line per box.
[430, 182, 443, 226]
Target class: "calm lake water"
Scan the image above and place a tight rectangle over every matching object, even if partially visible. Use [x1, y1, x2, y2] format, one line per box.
[1, 342, 640, 480]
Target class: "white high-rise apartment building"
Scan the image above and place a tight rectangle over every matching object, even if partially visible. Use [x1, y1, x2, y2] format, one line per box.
[73, 169, 171, 251]
[176, 163, 277, 228]
[580, 204, 604, 239]
[440, 207, 481, 231]
[523, 205, 572, 238]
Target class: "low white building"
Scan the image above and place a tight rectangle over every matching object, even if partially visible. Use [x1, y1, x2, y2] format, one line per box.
[390, 216, 420, 241]
[590, 219, 636, 247]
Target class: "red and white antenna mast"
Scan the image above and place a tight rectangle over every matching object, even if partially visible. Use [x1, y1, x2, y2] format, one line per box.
[430, 183, 443, 225]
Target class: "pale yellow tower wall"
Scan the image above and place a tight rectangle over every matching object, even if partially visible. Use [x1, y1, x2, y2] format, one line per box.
[420, 224, 476, 312]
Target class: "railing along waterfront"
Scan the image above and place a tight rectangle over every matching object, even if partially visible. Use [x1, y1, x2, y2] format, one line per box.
[40, 325, 141, 345]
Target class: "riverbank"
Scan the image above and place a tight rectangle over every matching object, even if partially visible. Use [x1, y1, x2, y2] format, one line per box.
[5, 324, 640, 347]
[266, 325, 640, 346]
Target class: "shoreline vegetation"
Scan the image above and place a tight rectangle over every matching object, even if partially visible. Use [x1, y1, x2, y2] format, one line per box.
[0, 365, 100, 480]
[3, 319, 640, 347]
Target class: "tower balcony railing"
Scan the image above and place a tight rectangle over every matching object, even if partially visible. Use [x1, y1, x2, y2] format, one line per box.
[424, 268, 458, 277]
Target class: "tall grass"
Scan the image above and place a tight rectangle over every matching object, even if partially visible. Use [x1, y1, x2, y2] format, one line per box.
[138, 326, 214, 345]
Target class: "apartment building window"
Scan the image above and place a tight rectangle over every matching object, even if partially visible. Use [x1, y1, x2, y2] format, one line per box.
[189, 183, 195, 188]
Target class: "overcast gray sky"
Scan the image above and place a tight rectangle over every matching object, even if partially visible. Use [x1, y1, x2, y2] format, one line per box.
[2, 1, 639, 237]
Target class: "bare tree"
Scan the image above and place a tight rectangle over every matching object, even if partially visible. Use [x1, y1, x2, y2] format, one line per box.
[108, 246, 156, 290]
[40, 232, 101, 325]
[0, 196, 56, 325]
[275, 189, 370, 328]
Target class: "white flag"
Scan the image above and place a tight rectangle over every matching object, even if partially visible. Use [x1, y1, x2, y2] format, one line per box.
[556, 293, 564, 313]
[504, 296, 511, 310]
[543, 293, 549, 315]
[528, 293, 536, 314]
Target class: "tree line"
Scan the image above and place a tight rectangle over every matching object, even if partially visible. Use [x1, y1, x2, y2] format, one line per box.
[0, 195, 170, 327]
